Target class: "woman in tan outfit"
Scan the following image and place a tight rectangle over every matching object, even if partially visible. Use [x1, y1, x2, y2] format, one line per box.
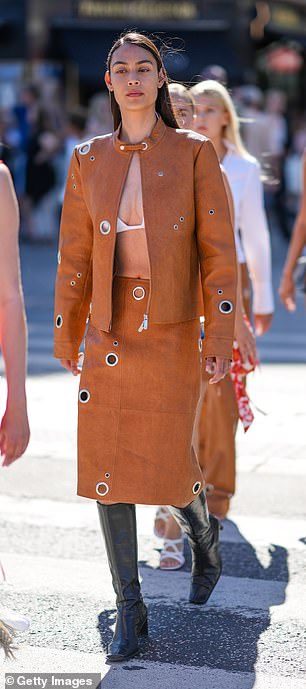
[53, 33, 237, 662]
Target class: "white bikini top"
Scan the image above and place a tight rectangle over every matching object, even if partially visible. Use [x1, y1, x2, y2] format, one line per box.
[116, 216, 145, 233]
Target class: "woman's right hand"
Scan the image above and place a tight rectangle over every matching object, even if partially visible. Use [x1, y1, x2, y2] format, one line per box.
[278, 273, 296, 312]
[60, 357, 82, 376]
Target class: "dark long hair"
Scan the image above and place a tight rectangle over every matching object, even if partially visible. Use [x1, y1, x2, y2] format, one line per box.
[106, 32, 179, 130]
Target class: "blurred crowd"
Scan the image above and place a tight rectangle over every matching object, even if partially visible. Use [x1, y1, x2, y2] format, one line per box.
[0, 70, 305, 243]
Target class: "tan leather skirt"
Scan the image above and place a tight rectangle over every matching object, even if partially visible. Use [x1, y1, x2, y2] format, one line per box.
[77, 276, 204, 506]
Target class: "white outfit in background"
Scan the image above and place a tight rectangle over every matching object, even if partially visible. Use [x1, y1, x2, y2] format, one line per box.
[222, 142, 274, 315]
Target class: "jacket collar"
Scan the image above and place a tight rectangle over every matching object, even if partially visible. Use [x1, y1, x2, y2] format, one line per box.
[113, 115, 167, 153]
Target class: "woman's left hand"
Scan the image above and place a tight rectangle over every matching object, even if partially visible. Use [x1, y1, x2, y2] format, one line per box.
[205, 357, 232, 384]
[235, 311, 257, 364]
[0, 402, 30, 467]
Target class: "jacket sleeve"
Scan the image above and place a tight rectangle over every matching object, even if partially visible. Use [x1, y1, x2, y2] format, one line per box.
[195, 139, 237, 359]
[239, 161, 274, 314]
[53, 148, 93, 360]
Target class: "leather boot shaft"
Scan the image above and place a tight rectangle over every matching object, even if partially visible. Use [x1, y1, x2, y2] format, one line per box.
[96, 502, 148, 661]
[169, 491, 222, 605]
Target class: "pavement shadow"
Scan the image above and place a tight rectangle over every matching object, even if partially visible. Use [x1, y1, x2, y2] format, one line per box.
[95, 519, 289, 689]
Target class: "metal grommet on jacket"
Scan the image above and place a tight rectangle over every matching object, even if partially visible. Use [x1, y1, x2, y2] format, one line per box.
[192, 481, 201, 495]
[79, 143, 90, 155]
[219, 300, 233, 314]
[105, 352, 119, 367]
[79, 389, 90, 403]
[55, 314, 63, 328]
[100, 220, 111, 235]
[132, 286, 146, 301]
[96, 481, 109, 496]
[209, 209, 215, 215]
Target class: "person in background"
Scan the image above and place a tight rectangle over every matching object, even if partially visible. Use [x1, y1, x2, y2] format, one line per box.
[190, 79, 273, 514]
[59, 108, 87, 207]
[154, 79, 273, 569]
[24, 108, 61, 242]
[167, 83, 194, 129]
[279, 149, 306, 311]
[0, 159, 31, 657]
[85, 92, 113, 138]
[199, 64, 228, 86]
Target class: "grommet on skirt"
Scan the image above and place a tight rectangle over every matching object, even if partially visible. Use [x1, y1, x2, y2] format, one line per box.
[56, 315, 63, 328]
[192, 481, 201, 494]
[209, 209, 215, 215]
[218, 289, 223, 295]
[100, 220, 111, 235]
[105, 352, 119, 367]
[113, 340, 119, 346]
[96, 481, 109, 496]
[79, 389, 90, 403]
[219, 300, 233, 314]
[132, 286, 146, 301]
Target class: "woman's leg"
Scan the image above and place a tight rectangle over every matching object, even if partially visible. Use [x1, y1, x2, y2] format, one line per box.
[169, 490, 222, 604]
[96, 502, 148, 662]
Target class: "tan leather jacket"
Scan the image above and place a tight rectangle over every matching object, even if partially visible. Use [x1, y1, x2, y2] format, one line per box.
[53, 116, 237, 360]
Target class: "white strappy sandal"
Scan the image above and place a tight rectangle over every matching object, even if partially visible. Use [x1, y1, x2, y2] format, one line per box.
[159, 537, 185, 571]
[153, 506, 171, 538]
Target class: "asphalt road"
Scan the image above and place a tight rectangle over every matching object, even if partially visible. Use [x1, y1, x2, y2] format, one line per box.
[0, 229, 305, 687]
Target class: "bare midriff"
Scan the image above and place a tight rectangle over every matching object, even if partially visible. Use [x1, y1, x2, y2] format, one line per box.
[115, 152, 150, 279]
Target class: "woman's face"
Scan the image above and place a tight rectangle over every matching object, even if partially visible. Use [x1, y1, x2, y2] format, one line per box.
[105, 43, 164, 115]
[170, 95, 194, 128]
[192, 94, 228, 140]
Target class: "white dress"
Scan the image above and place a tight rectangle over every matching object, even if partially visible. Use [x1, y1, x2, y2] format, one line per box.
[222, 142, 274, 315]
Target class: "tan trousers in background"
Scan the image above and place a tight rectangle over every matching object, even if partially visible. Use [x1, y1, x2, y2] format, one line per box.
[198, 263, 251, 518]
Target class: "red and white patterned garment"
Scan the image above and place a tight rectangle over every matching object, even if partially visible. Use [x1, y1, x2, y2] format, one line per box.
[230, 340, 257, 432]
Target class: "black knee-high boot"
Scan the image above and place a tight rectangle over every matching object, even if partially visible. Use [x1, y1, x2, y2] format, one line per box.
[97, 502, 148, 662]
[169, 491, 222, 604]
